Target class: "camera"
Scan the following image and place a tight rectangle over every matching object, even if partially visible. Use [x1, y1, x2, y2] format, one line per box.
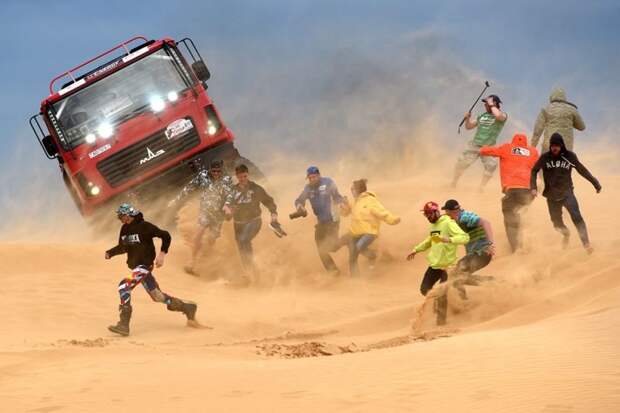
[289, 209, 308, 220]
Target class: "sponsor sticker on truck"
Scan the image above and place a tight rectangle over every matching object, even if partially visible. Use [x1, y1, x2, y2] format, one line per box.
[165, 118, 193, 140]
[88, 143, 112, 159]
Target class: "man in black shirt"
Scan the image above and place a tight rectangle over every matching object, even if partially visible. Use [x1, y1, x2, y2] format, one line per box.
[106, 203, 199, 336]
[530, 133, 602, 253]
[231, 164, 285, 284]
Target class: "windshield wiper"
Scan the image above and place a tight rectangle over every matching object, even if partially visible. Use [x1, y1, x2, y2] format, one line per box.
[112, 103, 150, 125]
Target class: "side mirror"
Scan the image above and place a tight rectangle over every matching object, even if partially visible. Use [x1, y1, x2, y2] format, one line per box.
[42, 135, 59, 157]
[192, 61, 211, 82]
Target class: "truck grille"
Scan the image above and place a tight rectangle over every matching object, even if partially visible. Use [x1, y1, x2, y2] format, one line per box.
[97, 120, 200, 187]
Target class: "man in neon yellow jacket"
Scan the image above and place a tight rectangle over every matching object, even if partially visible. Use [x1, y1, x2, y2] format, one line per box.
[407, 201, 469, 325]
[341, 179, 400, 275]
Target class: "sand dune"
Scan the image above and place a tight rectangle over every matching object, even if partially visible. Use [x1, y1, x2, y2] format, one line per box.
[1, 162, 619, 412]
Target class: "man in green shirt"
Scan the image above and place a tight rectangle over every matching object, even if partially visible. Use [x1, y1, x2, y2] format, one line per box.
[452, 95, 508, 189]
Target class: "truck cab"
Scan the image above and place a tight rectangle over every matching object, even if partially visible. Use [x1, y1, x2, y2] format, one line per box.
[30, 36, 251, 217]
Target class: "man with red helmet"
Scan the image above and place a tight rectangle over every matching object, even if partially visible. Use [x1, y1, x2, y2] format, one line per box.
[407, 201, 469, 325]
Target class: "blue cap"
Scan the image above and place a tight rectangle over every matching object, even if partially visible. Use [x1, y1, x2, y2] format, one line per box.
[306, 166, 320, 176]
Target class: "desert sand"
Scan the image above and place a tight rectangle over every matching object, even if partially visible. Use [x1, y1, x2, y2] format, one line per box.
[1, 155, 620, 412]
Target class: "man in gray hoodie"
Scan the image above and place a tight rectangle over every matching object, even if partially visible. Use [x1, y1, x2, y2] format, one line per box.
[532, 88, 585, 151]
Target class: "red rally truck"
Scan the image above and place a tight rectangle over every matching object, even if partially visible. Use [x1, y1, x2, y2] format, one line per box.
[30, 35, 259, 218]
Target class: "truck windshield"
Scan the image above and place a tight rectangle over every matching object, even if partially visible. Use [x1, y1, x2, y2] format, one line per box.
[52, 48, 188, 148]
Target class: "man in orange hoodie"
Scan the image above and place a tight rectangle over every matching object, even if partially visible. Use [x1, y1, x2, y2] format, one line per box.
[480, 134, 539, 253]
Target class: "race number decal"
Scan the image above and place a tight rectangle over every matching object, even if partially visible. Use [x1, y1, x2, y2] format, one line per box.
[165, 119, 194, 140]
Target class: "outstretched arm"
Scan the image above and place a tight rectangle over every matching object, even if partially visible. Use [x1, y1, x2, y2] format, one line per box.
[413, 237, 432, 253]
[480, 145, 503, 158]
[370, 200, 400, 225]
[572, 154, 601, 192]
[173, 172, 202, 204]
[105, 233, 126, 259]
[257, 184, 278, 221]
[294, 186, 310, 210]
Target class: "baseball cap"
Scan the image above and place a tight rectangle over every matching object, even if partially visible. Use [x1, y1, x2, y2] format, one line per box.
[306, 166, 320, 176]
[441, 199, 461, 211]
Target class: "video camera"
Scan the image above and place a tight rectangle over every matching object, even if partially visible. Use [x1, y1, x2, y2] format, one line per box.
[289, 209, 308, 220]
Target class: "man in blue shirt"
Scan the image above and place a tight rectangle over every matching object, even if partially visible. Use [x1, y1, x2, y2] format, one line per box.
[294, 166, 346, 274]
[442, 199, 495, 298]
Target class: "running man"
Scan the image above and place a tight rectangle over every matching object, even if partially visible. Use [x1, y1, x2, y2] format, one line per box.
[407, 201, 469, 325]
[170, 159, 234, 274]
[530, 133, 601, 253]
[106, 203, 198, 336]
[452, 95, 508, 189]
[441, 199, 495, 298]
[231, 164, 284, 284]
[294, 166, 346, 274]
[480, 133, 539, 253]
[340, 179, 400, 276]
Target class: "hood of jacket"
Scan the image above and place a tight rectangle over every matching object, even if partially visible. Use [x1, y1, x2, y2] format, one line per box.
[549, 87, 577, 109]
[549, 133, 568, 156]
[511, 133, 528, 147]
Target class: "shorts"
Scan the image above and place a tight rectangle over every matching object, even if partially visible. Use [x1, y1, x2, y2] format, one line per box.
[198, 210, 225, 239]
[456, 141, 498, 176]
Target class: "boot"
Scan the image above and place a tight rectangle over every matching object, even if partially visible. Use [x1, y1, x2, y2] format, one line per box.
[167, 297, 198, 321]
[108, 304, 132, 336]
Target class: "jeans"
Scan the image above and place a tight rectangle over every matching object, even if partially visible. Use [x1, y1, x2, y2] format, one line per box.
[501, 188, 533, 252]
[234, 218, 263, 270]
[315, 221, 340, 271]
[345, 234, 377, 276]
[546, 192, 590, 247]
[456, 252, 492, 275]
[453, 253, 494, 300]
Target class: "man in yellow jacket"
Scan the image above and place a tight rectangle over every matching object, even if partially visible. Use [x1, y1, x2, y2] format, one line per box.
[341, 179, 400, 275]
[407, 201, 470, 325]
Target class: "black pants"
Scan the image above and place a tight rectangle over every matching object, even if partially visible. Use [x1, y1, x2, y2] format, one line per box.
[501, 188, 533, 253]
[420, 267, 448, 325]
[546, 192, 590, 247]
[315, 221, 340, 271]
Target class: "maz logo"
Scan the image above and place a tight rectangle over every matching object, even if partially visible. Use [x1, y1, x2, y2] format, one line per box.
[140, 147, 165, 165]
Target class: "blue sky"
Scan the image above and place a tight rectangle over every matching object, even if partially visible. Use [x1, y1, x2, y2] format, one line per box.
[0, 0, 618, 233]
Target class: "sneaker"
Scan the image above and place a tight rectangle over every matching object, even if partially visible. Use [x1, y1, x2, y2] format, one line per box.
[269, 221, 287, 238]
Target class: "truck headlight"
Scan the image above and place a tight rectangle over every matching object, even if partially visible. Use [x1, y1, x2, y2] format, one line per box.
[89, 185, 101, 196]
[97, 122, 114, 139]
[150, 96, 165, 112]
[167, 91, 179, 102]
[207, 120, 217, 136]
[85, 133, 96, 144]
[76, 173, 102, 198]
